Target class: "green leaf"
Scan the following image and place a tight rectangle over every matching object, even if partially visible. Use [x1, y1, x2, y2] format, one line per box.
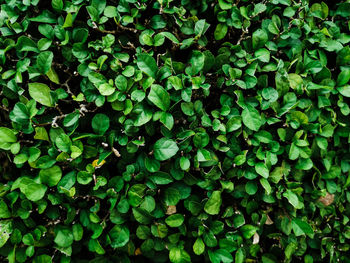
[16, 36, 39, 53]
[39, 165, 62, 187]
[145, 157, 160, 173]
[204, 191, 222, 215]
[213, 249, 234, 263]
[46, 67, 60, 84]
[245, 181, 258, 195]
[338, 85, 350, 97]
[242, 106, 262, 131]
[255, 162, 269, 178]
[132, 207, 152, 224]
[233, 214, 245, 228]
[33, 255, 52, 263]
[255, 48, 270, 63]
[169, 247, 191, 263]
[55, 134, 72, 152]
[115, 75, 127, 91]
[36, 51, 53, 74]
[0, 200, 11, 219]
[194, 19, 209, 36]
[54, 227, 74, 248]
[322, 166, 341, 180]
[292, 219, 314, 238]
[62, 13, 74, 28]
[71, 145, 82, 159]
[163, 187, 181, 206]
[34, 127, 49, 141]
[180, 157, 190, 170]
[283, 189, 303, 209]
[149, 172, 173, 184]
[252, 29, 268, 49]
[260, 178, 272, 195]
[337, 69, 350, 86]
[23, 183, 47, 202]
[148, 84, 170, 111]
[254, 3, 267, 14]
[92, 113, 110, 135]
[0, 221, 12, 248]
[240, 224, 257, 239]
[165, 214, 185, 227]
[99, 83, 115, 96]
[140, 196, 155, 213]
[104, 6, 118, 17]
[137, 53, 158, 79]
[72, 224, 83, 241]
[310, 2, 328, 19]
[109, 225, 130, 248]
[52, 0, 63, 11]
[193, 238, 205, 255]
[128, 184, 147, 207]
[0, 127, 17, 143]
[336, 3, 350, 17]
[214, 24, 228, 40]
[153, 138, 179, 161]
[28, 83, 54, 107]
[160, 112, 174, 130]
[295, 158, 313, 170]
[235, 248, 244, 263]
[187, 51, 205, 75]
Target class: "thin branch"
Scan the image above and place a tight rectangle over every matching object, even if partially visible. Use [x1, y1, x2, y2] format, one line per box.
[237, 28, 250, 45]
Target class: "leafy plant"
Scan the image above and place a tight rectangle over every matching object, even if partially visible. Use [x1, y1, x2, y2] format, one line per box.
[1, 0, 350, 262]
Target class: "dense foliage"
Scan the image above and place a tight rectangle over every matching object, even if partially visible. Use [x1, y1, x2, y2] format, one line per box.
[1, 0, 350, 262]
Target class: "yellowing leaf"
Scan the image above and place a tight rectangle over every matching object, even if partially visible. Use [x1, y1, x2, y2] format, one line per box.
[92, 159, 106, 168]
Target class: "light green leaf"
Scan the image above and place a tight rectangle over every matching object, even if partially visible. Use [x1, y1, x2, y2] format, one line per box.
[214, 23, 228, 40]
[23, 183, 47, 202]
[283, 189, 303, 209]
[242, 106, 262, 131]
[0, 220, 12, 248]
[292, 219, 314, 238]
[252, 29, 268, 49]
[0, 127, 17, 143]
[338, 85, 350, 97]
[148, 84, 170, 111]
[28, 83, 54, 107]
[36, 51, 53, 74]
[46, 67, 60, 84]
[193, 237, 205, 255]
[255, 162, 269, 178]
[137, 53, 158, 79]
[99, 83, 115, 96]
[204, 191, 222, 215]
[39, 165, 62, 187]
[92, 114, 110, 135]
[52, 0, 63, 11]
[153, 138, 179, 161]
[254, 3, 267, 14]
[254, 48, 270, 63]
[187, 50, 205, 75]
[169, 247, 191, 263]
[240, 224, 257, 239]
[165, 214, 185, 227]
[337, 69, 350, 86]
[34, 127, 49, 141]
[0, 200, 11, 219]
[109, 225, 130, 248]
[54, 228, 73, 248]
[160, 112, 174, 130]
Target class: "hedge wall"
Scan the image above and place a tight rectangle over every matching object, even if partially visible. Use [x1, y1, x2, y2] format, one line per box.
[1, 0, 350, 262]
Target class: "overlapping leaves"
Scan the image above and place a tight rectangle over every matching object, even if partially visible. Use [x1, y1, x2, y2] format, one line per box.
[1, 0, 350, 263]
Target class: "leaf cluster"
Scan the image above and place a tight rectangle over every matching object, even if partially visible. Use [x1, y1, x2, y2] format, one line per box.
[1, 0, 350, 263]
